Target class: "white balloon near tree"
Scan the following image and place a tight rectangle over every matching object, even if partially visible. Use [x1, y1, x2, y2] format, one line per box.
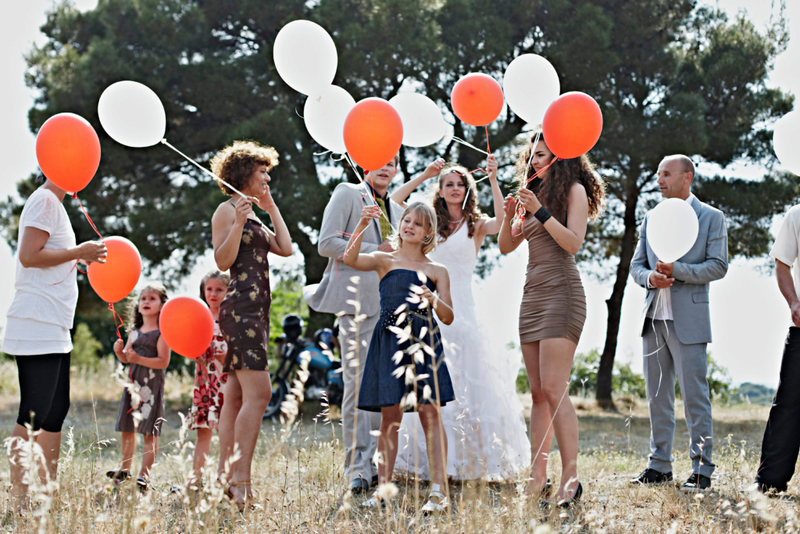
[647, 198, 699, 263]
[389, 93, 447, 147]
[773, 110, 800, 176]
[273, 20, 337, 97]
[303, 85, 355, 154]
[98, 81, 166, 147]
[503, 54, 560, 125]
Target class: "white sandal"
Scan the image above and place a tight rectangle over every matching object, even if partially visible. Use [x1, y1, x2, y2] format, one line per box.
[420, 484, 449, 514]
[361, 495, 385, 509]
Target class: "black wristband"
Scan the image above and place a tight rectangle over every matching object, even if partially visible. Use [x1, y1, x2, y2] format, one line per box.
[533, 206, 551, 225]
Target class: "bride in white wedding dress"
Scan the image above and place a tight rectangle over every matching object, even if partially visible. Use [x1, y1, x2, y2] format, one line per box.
[389, 156, 530, 481]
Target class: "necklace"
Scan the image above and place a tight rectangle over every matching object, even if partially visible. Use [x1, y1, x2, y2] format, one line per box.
[448, 217, 464, 224]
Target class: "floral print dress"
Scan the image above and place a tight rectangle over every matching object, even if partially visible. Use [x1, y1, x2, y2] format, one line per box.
[188, 321, 228, 430]
[219, 218, 271, 372]
[115, 329, 166, 436]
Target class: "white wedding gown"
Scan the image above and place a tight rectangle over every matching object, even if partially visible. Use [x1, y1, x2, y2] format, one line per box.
[394, 223, 531, 481]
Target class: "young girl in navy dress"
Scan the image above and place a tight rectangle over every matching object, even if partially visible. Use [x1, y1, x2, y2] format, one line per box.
[343, 201, 455, 512]
[107, 283, 170, 491]
[188, 270, 230, 485]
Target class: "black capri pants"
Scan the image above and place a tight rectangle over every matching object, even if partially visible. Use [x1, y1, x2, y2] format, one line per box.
[15, 353, 71, 432]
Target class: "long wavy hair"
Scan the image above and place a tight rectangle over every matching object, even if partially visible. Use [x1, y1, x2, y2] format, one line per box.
[431, 164, 483, 242]
[390, 202, 438, 255]
[514, 129, 606, 222]
[127, 282, 169, 332]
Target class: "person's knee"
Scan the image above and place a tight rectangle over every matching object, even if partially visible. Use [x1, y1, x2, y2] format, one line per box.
[541, 383, 567, 408]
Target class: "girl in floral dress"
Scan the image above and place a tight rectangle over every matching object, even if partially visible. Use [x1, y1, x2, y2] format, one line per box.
[188, 270, 230, 485]
[107, 283, 170, 491]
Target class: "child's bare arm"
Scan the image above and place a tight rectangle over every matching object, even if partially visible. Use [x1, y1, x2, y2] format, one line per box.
[124, 336, 171, 370]
[343, 205, 392, 275]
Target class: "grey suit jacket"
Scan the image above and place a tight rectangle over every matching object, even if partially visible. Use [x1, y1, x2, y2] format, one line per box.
[629, 195, 728, 345]
[303, 182, 402, 317]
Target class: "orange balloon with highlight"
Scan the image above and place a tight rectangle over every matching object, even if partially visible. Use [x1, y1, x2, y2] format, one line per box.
[343, 98, 403, 171]
[542, 92, 603, 159]
[451, 73, 504, 127]
[87, 236, 142, 303]
[159, 297, 215, 359]
[35, 113, 101, 193]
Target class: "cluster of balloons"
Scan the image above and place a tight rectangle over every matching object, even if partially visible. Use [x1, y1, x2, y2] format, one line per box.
[275, 20, 604, 171]
[32, 81, 215, 358]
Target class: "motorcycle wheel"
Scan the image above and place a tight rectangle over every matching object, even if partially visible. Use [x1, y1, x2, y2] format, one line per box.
[263, 378, 289, 420]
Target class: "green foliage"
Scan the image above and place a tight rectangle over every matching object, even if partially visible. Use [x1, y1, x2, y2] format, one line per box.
[515, 347, 646, 399]
[733, 382, 776, 406]
[70, 323, 103, 370]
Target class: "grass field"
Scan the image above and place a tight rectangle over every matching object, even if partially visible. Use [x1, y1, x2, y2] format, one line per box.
[0, 358, 796, 533]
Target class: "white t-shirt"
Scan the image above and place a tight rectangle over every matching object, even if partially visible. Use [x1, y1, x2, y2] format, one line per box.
[3, 188, 78, 355]
[771, 204, 800, 327]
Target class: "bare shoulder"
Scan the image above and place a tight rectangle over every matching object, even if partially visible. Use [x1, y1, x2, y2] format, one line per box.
[212, 200, 234, 222]
[569, 181, 588, 199]
[428, 261, 450, 283]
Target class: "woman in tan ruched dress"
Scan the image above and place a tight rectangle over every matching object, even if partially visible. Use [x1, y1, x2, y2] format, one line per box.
[499, 129, 605, 505]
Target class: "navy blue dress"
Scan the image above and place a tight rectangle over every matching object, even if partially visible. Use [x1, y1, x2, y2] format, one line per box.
[358, 269, 455, 412]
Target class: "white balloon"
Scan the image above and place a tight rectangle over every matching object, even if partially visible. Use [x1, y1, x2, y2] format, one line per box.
[389, 93, 447, 147]
[98, 81, 166, 148]
[647, 198, 699, 264]
[274, 20, 337, 96]
[303, 85, 355, 154]
[503, 54, 560, 125]
[774, 110, 800, 176]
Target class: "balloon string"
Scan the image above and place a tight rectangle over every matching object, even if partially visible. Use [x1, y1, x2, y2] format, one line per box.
[72, 193, 104, 240]
[160, 139, 256, 201]
[522, 131, 541, 183]
[342, 153, 396, 232]
[485, 125, 491, 155]
[48, 261, 79, 287]
[451, 136, 491, 156]
[109, 302, 125, 341]
[510, 155, 559, 237]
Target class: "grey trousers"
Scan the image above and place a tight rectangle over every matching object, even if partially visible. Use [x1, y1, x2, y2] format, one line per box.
[339, 314, 381, 483]
[643, 319, 715, 477]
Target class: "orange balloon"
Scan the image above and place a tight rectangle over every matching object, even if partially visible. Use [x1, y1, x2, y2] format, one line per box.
[451, 73, 504, 127]
[35, 113, 101, 193]
[343, 98, 403, 171]
[87, 237, 142, 303]
[159, 297, 214, 359]
[542, 92, 603, 159]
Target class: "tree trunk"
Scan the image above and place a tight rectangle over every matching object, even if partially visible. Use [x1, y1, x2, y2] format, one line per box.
[596, 175, 641, 411]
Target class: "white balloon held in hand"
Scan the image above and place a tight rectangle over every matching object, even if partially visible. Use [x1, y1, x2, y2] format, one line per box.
[646, 198, 699, 264]
[98, 81, 166, 148]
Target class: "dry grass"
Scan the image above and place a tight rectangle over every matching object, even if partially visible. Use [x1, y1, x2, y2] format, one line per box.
[0, 361, 795, 533]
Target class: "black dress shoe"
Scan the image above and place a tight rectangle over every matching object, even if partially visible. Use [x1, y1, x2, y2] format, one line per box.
[630, 468, 673, 486]
[350, 477, 370, 494]
[370, 475, 379, 488]
[681, 473, 711, 493]
[558, 482, 582, 508]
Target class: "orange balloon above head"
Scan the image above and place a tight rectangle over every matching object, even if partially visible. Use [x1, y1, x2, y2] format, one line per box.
[159, 297, 215, 359]
[451, 73, 505, 127]
[343, 97, 403, 171]
[542, 92, 603, 159]
[88, 236, 142, 303]
[35, 113, 101, 193]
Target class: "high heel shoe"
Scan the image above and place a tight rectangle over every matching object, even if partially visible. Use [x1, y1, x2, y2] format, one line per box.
[558, 482, 583, 508]
[541, 478, 553, 500]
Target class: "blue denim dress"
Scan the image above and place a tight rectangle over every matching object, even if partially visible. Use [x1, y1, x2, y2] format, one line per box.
[358, 269, 455, 412]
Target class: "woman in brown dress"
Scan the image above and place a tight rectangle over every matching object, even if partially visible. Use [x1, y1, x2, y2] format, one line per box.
[499, 129, 605, 505]
[210, 141, 293, 508]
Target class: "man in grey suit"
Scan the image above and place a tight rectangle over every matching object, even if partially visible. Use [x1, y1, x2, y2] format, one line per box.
[629, 155, 728, 493]
[304, 156, 403, 493]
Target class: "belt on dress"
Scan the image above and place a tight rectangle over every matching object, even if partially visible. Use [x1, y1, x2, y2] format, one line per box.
[379, 307, 432, 330]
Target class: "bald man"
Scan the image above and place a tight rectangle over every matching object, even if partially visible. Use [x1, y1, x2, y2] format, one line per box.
[629, 155, 728, 493]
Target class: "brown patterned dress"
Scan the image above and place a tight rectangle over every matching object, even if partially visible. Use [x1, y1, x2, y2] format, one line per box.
[219, 218, 272, 372]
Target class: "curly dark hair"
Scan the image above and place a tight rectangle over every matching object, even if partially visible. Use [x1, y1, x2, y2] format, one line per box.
[209, 140, 279, 196]
[126, 283, 169, 332]
[430, 164, 484, 242]
[199, 270, 231, 305]
[514, 129, 606, 222]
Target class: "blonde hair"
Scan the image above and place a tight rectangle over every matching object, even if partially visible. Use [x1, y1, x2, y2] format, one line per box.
[390, 202, 438, 255]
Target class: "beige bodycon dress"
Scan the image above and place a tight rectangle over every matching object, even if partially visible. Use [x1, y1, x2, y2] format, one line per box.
[518, 211, 586, 345]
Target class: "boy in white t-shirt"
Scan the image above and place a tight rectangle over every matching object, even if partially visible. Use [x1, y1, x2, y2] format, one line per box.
[752, 204, 800, 493]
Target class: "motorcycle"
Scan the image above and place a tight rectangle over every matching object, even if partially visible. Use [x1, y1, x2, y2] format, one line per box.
[263, 315, 343, 420]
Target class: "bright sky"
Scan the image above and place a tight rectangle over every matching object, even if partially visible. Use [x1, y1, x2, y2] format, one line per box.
[1, 0, 798, 387]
